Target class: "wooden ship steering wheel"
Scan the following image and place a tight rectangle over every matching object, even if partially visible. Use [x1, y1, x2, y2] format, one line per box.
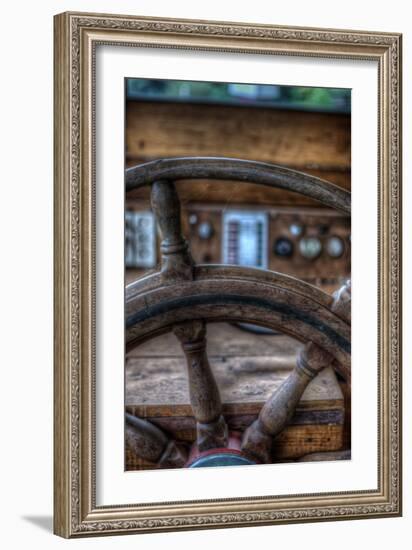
[125, 157, 351, 469]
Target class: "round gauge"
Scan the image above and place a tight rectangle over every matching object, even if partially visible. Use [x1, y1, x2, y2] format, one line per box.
[198, 221, 214, 240]
[298, 237, 322, 260]
[326, 236, 345, 258]
[273, 237, 294, 257]
[289, 223, 303, 237]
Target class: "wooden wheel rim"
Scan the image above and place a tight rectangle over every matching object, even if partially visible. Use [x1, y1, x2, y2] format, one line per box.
[126, 156, 350, 214]
[126, 266, 350, 382]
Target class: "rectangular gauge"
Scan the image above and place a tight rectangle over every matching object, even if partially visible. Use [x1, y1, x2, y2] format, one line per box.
[222, 211, 268, 269]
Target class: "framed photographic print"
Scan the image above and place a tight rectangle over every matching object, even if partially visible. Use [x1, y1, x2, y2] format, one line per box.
[53, 11, 402, 537]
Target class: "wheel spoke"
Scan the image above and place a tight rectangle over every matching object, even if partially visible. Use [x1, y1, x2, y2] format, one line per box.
[174, 320, 228, 451]
[241, 279, 351, 463]
[125, 412, 187, 468]
[241, 342, 333, 463]
[150, 179, 193, 281]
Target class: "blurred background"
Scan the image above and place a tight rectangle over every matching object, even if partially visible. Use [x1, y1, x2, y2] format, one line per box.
[125, 79, 350, 293]
[125, 79, 351, 470]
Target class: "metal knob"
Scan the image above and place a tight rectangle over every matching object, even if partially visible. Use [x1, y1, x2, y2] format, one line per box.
[273, 237, 294, 257]
[198, 221, 214, 240]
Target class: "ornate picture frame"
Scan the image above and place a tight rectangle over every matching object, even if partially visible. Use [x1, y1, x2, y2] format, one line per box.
[53, 11, 402, 537]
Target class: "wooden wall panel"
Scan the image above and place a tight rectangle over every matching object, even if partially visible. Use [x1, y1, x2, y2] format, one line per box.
[126, 101, 351, 170]
[125, 100, 351, 206]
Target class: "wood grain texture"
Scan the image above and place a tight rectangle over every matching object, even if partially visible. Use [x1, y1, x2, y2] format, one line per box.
[241, 280, 350, 462]
[150, 180, 194, 280]
[126, 413, 187, 468]
[241, 343, 335, 462]
[125, 101, 350, 207]
[126, 173, 351, 207]
[126, 322, 300, 359]
[126, 101, 350, 170]
[125, 356, 343, 408]
[125, 165, 350, 464]
[125, 322, 344, 469]
[126, 423, 344, 470]
[125, 266, 351, 380]
[126, 157, 350, 214]
[125, 365, 344, 470]
[173, 320, 228, 450]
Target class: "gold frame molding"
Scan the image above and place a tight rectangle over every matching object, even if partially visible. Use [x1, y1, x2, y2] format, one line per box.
[53, 11, 402, 538]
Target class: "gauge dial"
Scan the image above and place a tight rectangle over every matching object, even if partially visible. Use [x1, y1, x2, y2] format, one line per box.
[326, 236, 345, 258]
[299, 237, 322, 260]
[274, 237, 294, 257]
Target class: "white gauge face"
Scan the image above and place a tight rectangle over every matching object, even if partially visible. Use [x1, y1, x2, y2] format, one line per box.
[298, 236, 322, 260]
[326, 236, 345, 258]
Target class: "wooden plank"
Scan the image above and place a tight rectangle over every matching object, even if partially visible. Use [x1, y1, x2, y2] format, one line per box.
[126, 322, 300, 358]
[125, 100, 350, 208]
[339, 378, 352, 451]
[125, 402, 344, 445]
[126, 424, 344, 470]
[126, 359, 343, 410]
[125, 321, 345, 468]
[126, 101, 350, 170]
[126, 172, 350, 208]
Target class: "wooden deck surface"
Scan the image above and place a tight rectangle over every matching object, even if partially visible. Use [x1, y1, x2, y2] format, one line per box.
[125, 323, 345, 469]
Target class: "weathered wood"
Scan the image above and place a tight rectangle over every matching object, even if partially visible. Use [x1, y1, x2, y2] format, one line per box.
[173, 320, 228, 450]
[241, 280, 350, 463]
[125, 423, 344, 470]
[125, 412, 187, 468]
[125, 321, 344, 469]
[331, 278, 351, 322]
[150, 180, 193, 280]
[125, 366, 343, 438]
[125, 355, 343, 411]
[127, 157, 350, 215]
[241, 344, 334, 463]
[125, 340, 344, 469]
[298, 449, 351, 462]
[125, 266, 351, 380]
[339, 378, 352, 451]
[125, 407, 344, 436]
[126, 322, 301, 359]
[125, 203, 350, 287]
[125, 101, 350, 171]
[125, 158, 351, 468]
[126, 174, 351, 207]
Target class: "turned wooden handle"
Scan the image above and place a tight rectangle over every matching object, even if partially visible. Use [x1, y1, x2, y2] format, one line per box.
[174, 320, 228, 451]
[241, 343, 332, 463]
[242, 279, 351, 463]
[151, 180, 193, 280]
[125, 413, 187, 468]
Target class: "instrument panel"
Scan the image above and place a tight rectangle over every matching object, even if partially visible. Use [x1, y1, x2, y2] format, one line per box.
[125, 203, 350, 292]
